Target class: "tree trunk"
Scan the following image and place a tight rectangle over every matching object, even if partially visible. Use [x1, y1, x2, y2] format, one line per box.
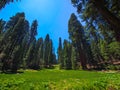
[78, 46, 87, 70]
[92, 0, 120, 42]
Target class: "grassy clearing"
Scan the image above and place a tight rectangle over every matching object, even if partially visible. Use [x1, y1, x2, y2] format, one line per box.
[0, 69, 120, 90]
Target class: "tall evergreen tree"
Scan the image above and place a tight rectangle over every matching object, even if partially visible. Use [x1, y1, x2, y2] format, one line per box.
[25, 40, 36, 69]
[52, 48, 57, 64]
[10, 17, 27, 72]
[29, 20, 38, 44]
[48, 40, 53, 67]
[5, 12, 25, 30]
[68, 13, 87, 69]
[0, 19, 6, 34]
[1, 13, 27, 72]
[43, 34, 50, 68]
[71, 46, 77, 70]
[36, 38, 44, 69]
[57, 37, 64, 69]
[0, 0, 20, 10]
[0, 19, 6, 71]
[71, 0, 120, 41]
[0, 12, 57, 72]
[63, 40, 72, 70]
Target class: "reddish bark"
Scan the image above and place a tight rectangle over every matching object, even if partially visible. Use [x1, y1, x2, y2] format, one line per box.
[78, 47, 87, 70]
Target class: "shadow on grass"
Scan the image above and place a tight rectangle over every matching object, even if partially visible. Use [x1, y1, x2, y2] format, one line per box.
[0, 70, 24, 74]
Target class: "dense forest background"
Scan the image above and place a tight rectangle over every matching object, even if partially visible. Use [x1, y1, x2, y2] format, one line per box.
[0, 13, 57, 73]
[0, 0, 120, 73]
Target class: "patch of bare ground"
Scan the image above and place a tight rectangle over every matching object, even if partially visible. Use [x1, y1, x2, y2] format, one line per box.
[100, 70, 120, 73]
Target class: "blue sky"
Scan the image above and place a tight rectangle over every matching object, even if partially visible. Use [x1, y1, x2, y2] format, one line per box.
[0, 0, 76, 53]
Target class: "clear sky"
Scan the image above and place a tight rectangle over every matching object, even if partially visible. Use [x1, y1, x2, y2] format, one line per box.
[0, 0, 76, 53]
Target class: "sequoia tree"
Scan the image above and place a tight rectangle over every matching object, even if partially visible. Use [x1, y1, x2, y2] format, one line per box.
[68, 13, 88, 69]
[71, 0, 120, 41]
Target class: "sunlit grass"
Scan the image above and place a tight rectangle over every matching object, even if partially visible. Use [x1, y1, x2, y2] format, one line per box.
[0, 69, 120, 90]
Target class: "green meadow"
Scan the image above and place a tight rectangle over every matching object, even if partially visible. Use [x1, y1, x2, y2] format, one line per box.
[0, 1, 120, 90]
[0, 69, 120, 90]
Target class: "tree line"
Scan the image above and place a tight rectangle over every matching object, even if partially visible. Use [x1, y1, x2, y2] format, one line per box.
[57, 0, 120, 70]
[0, 12, 56, 73]
[57, 13, 120, 70]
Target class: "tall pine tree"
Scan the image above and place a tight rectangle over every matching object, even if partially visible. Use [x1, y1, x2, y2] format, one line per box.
[68, 13, 88, 69]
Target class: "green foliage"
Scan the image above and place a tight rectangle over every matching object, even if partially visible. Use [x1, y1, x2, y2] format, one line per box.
[108, 42, 120, 59]
[43, 34, 55, 68]
[36, 38, 44, 69]
[0, 0, 20, 10]
[71, 46, 77, 70]
[100, 40, 109, 61]
[70, 0, 120, 69]
[68, 13, 88, 69]
[0, 69, 120, 90]
[29, 20, 38, 43]
[57, 37, 64, 69]
[0, 19, 6, 34]
[63, 40, 72, 70]
[25, 40, 36, 69]
[0, 13, 56, 72]
[0, 13, 28, 73]
[106, 65, 120, 70]
[71, 0, 120, 41]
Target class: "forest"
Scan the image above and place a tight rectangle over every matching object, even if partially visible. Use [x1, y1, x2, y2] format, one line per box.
[0, 0, 120, 90]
